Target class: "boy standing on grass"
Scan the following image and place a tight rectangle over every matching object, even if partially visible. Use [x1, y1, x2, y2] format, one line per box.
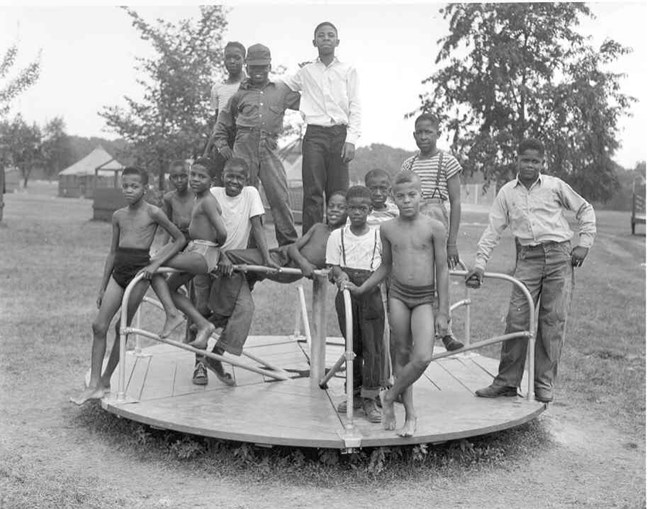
[466, 138, 596, 404]
[71, 167, 186, 405]
[214, 43, 300, 247]
[282, 21, 361, 234]
[203, 42, 247, 183]
[150, 157, 228, 349]
[400, 113, 464, 352]
[346, 171, 450, 437]
[161, 160, 193, 244]
[326, 186, 386, 424]
[189, 157, 279, 386]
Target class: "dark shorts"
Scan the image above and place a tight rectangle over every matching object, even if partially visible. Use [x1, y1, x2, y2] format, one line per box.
[111, 247, 150, 289]
[388, 279, 435, 310]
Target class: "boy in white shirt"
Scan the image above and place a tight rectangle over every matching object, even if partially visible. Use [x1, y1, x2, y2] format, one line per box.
[326, 186, 386, 423]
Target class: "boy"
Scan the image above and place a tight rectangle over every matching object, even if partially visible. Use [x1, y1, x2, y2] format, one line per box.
[346, 171, 450, 437]
[400, 113, 464, 352]
[226, 191, 348, 283]
[364, 168, 399, 228]
[190, 157, 279, 386]
[214, 43, 300, 247]
[71, 167, 186, 405]
[161, 160, 193, 243]
[466, 138, 596, 404]
[326, 186, 386, 424]
[282, 22, 361, 234]
[203, 41, 247, 183]
[151, 157, 228, 348]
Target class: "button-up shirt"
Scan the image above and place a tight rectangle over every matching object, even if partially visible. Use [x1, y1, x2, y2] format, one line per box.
[214, 79, 300, 149]
[282, 57, 361, 146]
[474, 174, 597, 271]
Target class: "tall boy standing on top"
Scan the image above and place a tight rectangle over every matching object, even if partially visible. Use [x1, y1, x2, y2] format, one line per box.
[71, 167, 187, 405]
[214, 43, 300, 247]
[283, 21, 361, 234]
[327, 186, 386, 424]
[400, 113, 464, 352]
[346, 171, 450, 437]
[203, 42, 247, 184]
[466, 138, 596, 404]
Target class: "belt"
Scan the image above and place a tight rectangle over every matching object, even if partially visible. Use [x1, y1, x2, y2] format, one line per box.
[520, 240, 571, 248]
[236, 126, 279, 137]
[307, 124, 347, 131]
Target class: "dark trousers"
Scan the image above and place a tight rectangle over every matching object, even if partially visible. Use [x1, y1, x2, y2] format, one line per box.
[334, 268, 386, 399]
[301, 124, 350, 234]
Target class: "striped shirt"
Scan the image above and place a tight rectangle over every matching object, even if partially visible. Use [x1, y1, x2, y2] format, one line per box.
[400, 151, 462, 201]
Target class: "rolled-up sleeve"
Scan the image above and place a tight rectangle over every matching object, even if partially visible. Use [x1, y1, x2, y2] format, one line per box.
[474, 191, 510, 271]
[345, 67, 361, 146]
[557, 181, 597, 248]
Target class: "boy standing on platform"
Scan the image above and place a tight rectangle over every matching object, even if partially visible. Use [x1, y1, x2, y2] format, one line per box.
[283, 21, 361, 234]
[203, 42, 247, 184]
[326, 186, 386, 424]
[466, 138, 596, 404]
[400, 113, 464, 352]
[71, 167, 186, 405]
[346, 171, 450, 437]
[214, 43, 300, 247]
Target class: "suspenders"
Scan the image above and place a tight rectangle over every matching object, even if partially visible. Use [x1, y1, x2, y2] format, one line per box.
[340, 227, 379, 271]
[406, 152, 445, 200]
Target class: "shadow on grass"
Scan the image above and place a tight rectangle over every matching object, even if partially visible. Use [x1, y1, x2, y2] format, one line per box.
[72, 403, 553, 485]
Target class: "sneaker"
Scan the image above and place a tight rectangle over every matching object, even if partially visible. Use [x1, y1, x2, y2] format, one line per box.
[442, 334, 464, 352]
[337, 396, 362, 413]
[363, 398, 382, 423]
[192, 362, 208, 386]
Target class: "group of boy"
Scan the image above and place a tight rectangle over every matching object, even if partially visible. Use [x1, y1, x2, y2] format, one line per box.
[72, 20, 596, 438]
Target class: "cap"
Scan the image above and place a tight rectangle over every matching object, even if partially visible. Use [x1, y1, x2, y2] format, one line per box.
[245, 43, 271, 65]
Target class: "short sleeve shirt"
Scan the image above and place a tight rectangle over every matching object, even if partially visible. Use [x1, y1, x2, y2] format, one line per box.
[400, 151, 462, 201]
[210, 186, 265, 251]
[210, 81, 242, 112]
[326, 225, 382, 271]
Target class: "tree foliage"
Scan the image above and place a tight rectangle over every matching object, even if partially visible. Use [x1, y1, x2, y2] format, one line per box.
[0, 44, 40, 119]
[100, 6, 228, 189]
[0, 114, 42, 186]
[419, 3, 634, 201]
[41, 117, 75, 180]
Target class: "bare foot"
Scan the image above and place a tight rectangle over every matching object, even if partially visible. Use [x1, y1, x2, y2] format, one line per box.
[69, 386, 109, 406]
[160, 313, 185, 338]
[381, 391, 396, 431]
[397, 417, 417, 437]
[188, 324, 215, 350]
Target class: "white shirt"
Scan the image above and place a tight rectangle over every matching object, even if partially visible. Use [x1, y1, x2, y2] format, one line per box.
[282, 57, 361, 145]
[210, 186, 265, 251]
[210, 80, 243, 112]
[326, 225, 382, 271]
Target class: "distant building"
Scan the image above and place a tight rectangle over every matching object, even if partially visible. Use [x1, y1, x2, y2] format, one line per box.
[58, 146, 124, 199]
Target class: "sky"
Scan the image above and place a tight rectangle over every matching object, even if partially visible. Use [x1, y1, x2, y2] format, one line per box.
[0, 1, 647, 168]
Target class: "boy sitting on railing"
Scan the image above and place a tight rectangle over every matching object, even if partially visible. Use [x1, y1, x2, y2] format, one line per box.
[346, 171, 450, 436]
[70, 167, 187, 405]
[225, 190, 348, 283]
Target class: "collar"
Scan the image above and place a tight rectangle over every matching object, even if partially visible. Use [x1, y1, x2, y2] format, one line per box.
[316, 56, 340, 67]
[239, 78, 276, 91]
[515, 173, 543, 188]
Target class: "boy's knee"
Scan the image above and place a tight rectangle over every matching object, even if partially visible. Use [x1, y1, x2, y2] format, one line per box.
[92, 319, 110, 336]
[412, 355, 431, 371]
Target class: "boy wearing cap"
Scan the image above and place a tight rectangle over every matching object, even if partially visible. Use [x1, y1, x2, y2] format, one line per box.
[214, 43, 300, 247]
[282, 21, 361, 234]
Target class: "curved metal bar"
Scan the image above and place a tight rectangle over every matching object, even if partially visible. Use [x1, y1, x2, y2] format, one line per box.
[342, 289, 354, 430]
[441, 269, 536, 402]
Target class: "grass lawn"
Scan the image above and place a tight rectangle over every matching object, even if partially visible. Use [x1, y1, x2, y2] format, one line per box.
[0, 183, 645, 507]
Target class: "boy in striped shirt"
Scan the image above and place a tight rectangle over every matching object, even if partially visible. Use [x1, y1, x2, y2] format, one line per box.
[400, 113, 463, 351]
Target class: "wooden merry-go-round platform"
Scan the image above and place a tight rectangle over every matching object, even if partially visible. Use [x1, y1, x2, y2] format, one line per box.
[101, 334, 546, 449]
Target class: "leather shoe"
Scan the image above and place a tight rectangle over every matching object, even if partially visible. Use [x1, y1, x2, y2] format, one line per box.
[475, 384, 517, 398]
[442, 334, 464, 352]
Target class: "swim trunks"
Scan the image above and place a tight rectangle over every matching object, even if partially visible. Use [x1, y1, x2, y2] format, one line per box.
[111, 247, 151, 289]
[185, 239, 220, 272]
[388, 278, 435, 310]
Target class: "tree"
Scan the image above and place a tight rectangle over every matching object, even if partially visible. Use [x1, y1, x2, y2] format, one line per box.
[100, 6, 228, 190]
[0, 44, 40, 119]
[41, 117, 75, 180]
[0, 114, 42, 187]
[419, 3, 634, 201]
